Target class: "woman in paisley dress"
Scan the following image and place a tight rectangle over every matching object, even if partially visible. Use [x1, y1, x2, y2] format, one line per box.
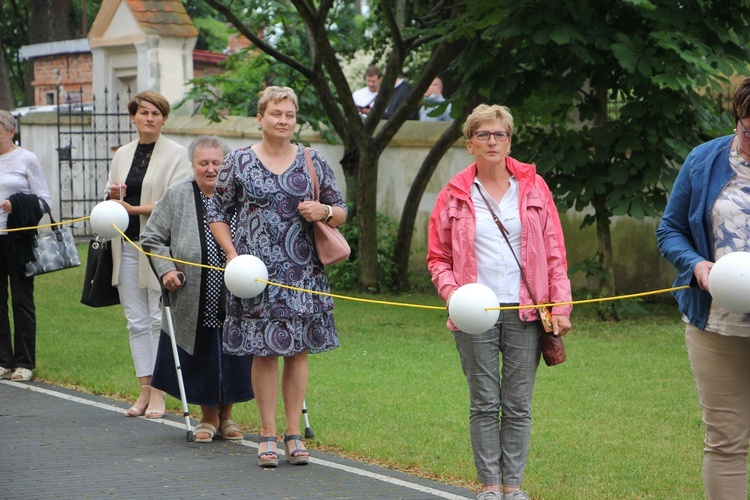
[207, 86, 346, 467]
[656, 77, 750, 499]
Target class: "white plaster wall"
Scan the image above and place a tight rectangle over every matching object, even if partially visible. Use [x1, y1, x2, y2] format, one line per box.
[145, 36, 197, 105]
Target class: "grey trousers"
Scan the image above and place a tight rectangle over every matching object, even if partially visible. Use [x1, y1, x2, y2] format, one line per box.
[453, 308, 541, 487]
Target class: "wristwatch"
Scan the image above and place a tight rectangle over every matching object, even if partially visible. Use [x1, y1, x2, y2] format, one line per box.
[323, 205, 334, 224]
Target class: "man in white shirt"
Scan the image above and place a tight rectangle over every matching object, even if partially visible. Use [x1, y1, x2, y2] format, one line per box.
[352, 65, 382, 117]
[420, 76, 453, 122]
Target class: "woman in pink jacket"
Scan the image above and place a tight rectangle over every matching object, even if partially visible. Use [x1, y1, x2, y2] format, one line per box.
[427, 104, 572, 500]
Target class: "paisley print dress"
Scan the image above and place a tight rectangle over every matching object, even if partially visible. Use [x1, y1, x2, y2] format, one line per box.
[206, 144, 346, 357]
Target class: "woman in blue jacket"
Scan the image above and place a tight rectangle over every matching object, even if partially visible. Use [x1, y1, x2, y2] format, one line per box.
[656, 77, 750, 500]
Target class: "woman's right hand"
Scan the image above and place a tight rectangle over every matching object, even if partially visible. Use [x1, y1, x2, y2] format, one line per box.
[0, 199, 11, 213]
[162, 270, 185, 292]
[694, 260, 713, 291]
[109, 183, 127, 200]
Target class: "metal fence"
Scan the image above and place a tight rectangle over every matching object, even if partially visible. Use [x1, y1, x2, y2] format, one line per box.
[56, 88, 134, 236]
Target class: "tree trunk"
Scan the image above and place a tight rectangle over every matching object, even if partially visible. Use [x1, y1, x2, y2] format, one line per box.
[392, 118, 465, 291]
[590, 83, 618, 320]
[0, 38, 14, 110]
[593, 193, 618, 321]
[357, 145, 381, 291]
[28, 0, 73, 43]
[340, 146, 358, 212]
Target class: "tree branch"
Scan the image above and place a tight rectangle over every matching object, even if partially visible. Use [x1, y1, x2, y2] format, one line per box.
[203, 0, 312, 78]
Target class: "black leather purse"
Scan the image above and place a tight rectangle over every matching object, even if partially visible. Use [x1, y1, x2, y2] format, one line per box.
[80, 237, 120, 307]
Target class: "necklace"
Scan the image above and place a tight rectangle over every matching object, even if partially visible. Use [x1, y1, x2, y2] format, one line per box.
[733, 135, 750, 163]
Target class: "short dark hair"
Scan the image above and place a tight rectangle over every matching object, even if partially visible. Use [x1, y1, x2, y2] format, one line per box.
[127, 91, 171, 118]
[733, 77, 750, 122]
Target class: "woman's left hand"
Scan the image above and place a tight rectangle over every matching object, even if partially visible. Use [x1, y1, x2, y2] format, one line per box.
[551, 315, 571, 336]
[298, 200, 327, 222]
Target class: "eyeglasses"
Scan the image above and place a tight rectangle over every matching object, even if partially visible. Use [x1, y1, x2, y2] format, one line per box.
[473, 130, 511, 142]
[739, 121, 750, 139]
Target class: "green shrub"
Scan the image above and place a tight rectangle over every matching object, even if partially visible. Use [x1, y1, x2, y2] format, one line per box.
[325, 211, 399, 291]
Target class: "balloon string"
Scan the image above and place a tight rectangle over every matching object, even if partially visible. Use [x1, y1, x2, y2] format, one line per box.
[112, 223, 686, 311]
[1, 215, 90, 232]
[114, 225, 225, 271]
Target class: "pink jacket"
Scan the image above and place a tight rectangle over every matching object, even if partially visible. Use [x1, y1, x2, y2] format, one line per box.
[427, 158, 572, 331]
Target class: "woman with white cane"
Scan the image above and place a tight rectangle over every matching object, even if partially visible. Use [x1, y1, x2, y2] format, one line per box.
[142, 136, 253, 443]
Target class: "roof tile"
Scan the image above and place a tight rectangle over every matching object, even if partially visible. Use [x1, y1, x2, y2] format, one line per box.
[126, 0, 198, 38]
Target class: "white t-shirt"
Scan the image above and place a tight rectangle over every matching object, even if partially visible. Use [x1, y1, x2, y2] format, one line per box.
[352, 87, 378, 108]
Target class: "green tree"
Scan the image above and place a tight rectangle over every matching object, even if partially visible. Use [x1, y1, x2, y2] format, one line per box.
[441, 0, 750, 317]
[199, 0, 469, 291]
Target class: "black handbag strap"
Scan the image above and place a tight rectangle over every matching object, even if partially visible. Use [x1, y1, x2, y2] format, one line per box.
[475, 183, 541, 307]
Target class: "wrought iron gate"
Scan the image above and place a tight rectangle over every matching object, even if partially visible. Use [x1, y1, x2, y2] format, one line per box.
[56, 88, 134, 236]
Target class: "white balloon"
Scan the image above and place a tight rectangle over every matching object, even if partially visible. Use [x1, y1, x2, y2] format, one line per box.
[448, 283, 500, 334]
[224, 254, 268, 299]
[708, 252, 750, 313]
[90, 200, 129, 239]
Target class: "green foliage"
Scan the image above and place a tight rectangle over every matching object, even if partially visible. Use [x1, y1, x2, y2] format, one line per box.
[1, 0, 30, 105]
[444, 0, 750, 229]
[192, 16, 230, 52]
[325, 211, 400, 292]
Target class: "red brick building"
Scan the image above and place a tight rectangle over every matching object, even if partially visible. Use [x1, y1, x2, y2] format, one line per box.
[19, 0, 229, 107]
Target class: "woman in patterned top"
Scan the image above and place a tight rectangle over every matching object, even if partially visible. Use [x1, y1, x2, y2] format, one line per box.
[142, 136, 253, 443]
[207, 86, 347, 467]
[105, 91, 191, 419]
[657, 77, 750, 499]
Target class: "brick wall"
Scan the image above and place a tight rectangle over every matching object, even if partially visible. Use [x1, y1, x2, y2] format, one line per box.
[31, 53, 93, 106]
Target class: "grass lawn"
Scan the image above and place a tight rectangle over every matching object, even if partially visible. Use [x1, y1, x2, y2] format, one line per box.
[29, 244, 709, 499]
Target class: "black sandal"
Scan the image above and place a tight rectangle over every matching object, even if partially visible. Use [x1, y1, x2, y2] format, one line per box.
[283, 434, 310, 465]
[257, 436, 279, 467]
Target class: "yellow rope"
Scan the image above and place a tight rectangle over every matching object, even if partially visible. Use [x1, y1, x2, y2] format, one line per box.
[2, 215, 90, 232]
[12, 217, 687, 312]
[115, 226, 224, 271]
[114, 223, 688, 311]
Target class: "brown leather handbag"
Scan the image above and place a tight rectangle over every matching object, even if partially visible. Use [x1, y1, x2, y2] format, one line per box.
[476, 186, 566, 366]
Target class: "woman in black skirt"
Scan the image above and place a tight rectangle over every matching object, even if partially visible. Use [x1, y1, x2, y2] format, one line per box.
[141, 135, 253, 442]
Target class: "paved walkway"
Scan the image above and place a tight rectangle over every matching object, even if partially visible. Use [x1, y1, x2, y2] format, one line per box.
[0, 380, 474, 499]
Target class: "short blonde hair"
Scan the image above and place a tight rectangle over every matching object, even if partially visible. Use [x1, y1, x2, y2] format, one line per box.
[463, 104, 514, 140]
[257, 86, 299, 116]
